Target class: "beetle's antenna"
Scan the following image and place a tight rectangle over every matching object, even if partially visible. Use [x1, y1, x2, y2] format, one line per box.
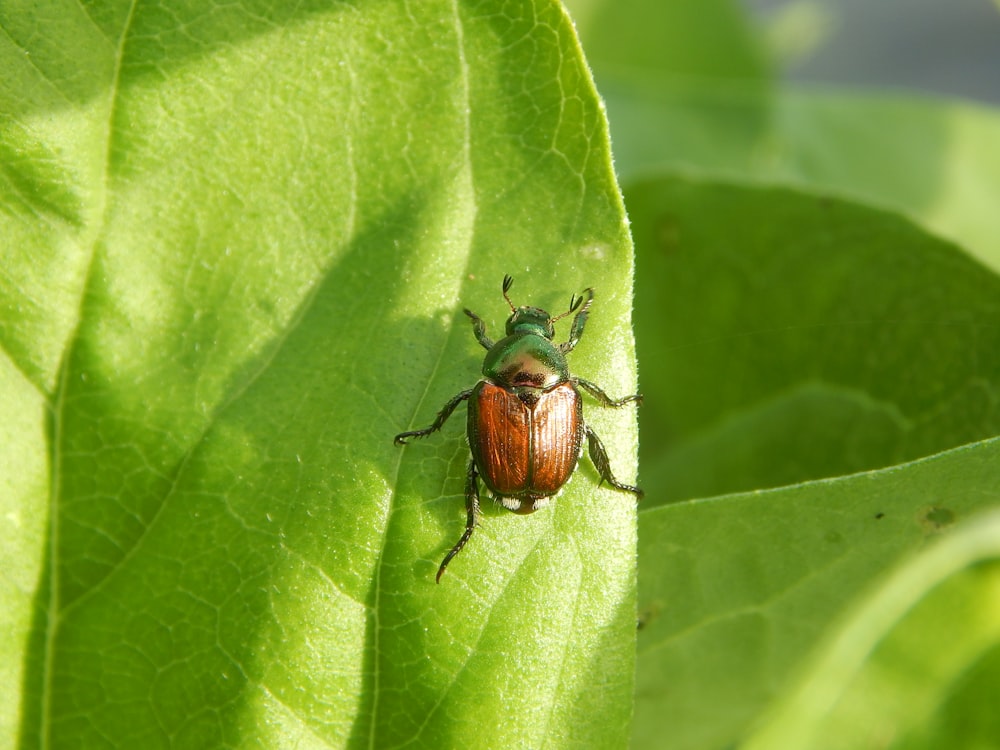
[551, 287, 591, 323]
[502, 274, 516, 312]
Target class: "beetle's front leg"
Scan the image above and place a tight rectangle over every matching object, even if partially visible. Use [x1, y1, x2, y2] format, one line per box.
[436, 459, 481, 582]
[559, 287, 594, 353]
[584, 424, 643, 499]
[575, 377, 642, 408]
[394, 388, 474, 444]
[463, 308, 494, 351]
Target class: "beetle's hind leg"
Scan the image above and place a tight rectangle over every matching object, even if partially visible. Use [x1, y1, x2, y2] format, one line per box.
[575, 377, 641, 408]
[394, 388, 473, 444]
[437, 459, 481, 582]
[585, 424, 643, 499]
[463, 309, 494, 351]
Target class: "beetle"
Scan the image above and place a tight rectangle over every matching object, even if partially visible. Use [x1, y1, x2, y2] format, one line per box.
[394, 275, 642, 582]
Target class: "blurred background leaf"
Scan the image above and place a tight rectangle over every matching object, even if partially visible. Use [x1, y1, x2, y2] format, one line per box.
[562, 0, 1000, 748]
[571, 0, 1000, 272]
[630, 176, 1000, 504]
[637, 436, 1000, 750]
[743, 503, 1000, 750]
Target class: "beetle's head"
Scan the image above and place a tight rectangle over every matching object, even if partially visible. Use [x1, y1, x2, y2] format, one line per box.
[506, 306, 556, 339]
[500, 274, 586, 340]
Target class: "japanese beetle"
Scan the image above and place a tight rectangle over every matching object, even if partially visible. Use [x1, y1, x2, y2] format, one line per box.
[395, 275, 642, 582]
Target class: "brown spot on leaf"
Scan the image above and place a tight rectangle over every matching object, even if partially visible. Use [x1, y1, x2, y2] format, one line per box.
[919, 506, 956, 533]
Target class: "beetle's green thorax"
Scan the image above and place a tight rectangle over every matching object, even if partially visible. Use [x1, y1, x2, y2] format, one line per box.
[482, 329, 569, 388]
[505, 305, 555, 339]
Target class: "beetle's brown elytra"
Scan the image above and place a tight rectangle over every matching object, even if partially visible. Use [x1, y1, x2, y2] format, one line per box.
[394, 275, 641, 582]
[470, 380, 582, 506]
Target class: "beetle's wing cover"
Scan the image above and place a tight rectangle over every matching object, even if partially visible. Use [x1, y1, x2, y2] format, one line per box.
[470, 381, 531, 496]
[530, 383, 583, 495]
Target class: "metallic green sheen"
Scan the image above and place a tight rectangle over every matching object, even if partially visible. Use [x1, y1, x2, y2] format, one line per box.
[481, 331, 569, 389]
[505, 306, 555, 339]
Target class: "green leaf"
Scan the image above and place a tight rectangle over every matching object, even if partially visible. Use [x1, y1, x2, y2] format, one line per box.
[743, 505, 1000, 750]
[627, 175, 1000, 503]
[633, 435, 1000, 750]
[1, 1, 638, 747]
[626, 176, 1000, 750]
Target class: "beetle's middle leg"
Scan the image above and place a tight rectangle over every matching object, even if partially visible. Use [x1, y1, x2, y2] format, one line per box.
[463, 308, 494, 351]
[585, 424, 643, 499]
[394, 388, 473, 444]
[437, 459, 481, 582]
[575, 377, 641, 408]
